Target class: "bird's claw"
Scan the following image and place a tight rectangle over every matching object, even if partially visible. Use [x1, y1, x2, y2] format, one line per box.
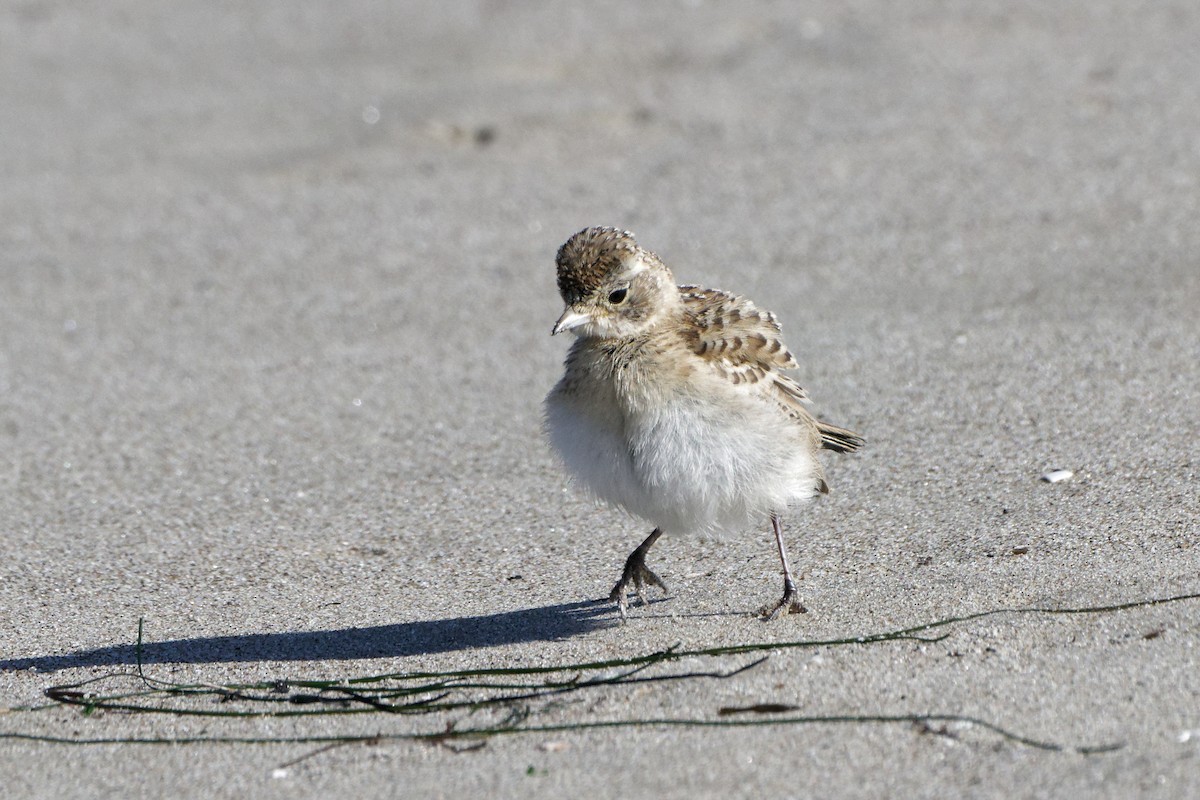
[758, 578, 807, 621]
[609, 555, 667, 620]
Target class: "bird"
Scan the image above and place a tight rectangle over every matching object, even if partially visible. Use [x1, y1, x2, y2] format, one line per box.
[543, 226, 863, 620]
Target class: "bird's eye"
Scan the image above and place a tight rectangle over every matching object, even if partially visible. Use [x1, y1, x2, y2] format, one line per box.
[608, 287, 628, 305]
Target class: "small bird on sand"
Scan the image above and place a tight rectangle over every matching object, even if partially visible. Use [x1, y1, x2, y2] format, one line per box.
[544, 227, 863, 620]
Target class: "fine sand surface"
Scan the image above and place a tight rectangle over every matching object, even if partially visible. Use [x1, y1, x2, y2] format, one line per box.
[2, 2, 1198, 797]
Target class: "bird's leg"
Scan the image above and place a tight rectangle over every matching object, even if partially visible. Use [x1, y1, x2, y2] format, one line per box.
[609, 527, 667, 620]
[759, 513, 807, 620]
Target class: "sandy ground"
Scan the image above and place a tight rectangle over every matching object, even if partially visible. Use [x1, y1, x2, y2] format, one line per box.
[2, 1, 1199, 797]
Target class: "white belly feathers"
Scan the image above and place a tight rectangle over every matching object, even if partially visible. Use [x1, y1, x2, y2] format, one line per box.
[544, 379, 822, 535]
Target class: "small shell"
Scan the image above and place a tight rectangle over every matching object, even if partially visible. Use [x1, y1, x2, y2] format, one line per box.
[1040, 469, 1074, 484]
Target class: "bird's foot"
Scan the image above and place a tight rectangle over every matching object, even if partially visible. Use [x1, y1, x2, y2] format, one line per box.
[758, 577, 807, 621]
[609, 551, 668, 621]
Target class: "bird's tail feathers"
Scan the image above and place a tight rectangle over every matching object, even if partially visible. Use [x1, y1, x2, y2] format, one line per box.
[818, 422, 864, 453]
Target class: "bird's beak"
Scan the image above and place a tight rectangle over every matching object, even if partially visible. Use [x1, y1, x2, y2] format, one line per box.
[551, 307, 590, 335]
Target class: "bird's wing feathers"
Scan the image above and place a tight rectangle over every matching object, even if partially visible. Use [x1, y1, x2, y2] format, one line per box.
[679, 285, 799, 371]
[679, 285, 809, 406]
[680, 285, 864, 453]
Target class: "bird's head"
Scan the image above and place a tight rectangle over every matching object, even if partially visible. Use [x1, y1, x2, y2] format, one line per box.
[551, 227, 677, 339]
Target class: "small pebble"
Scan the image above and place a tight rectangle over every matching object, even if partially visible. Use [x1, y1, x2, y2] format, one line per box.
[1040, 469, 1073, 483]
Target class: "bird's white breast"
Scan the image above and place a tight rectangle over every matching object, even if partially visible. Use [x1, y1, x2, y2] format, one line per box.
[544, 364, 822, 535]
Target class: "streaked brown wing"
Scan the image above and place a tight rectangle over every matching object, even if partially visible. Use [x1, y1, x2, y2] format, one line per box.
[679, 285, 799, 372]
[680, 285, 863, 452]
